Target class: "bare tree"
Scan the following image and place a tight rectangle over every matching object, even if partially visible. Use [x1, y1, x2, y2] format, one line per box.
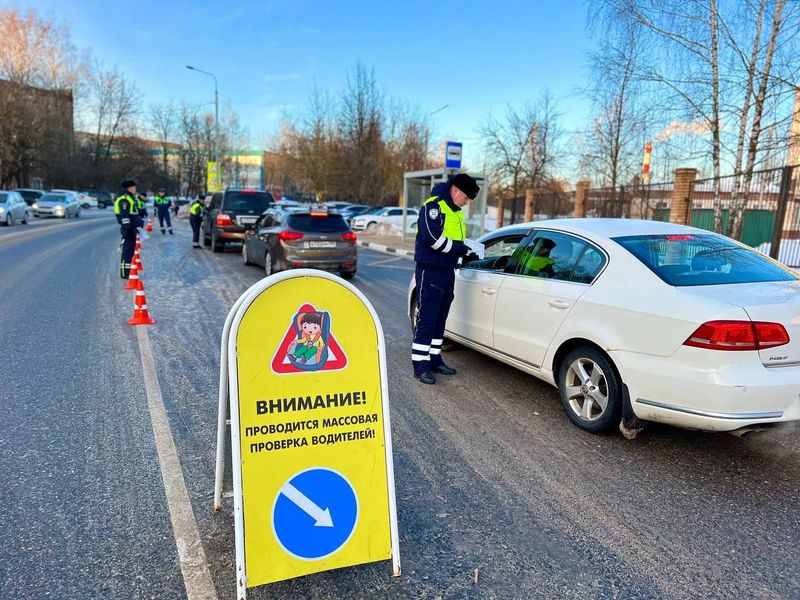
[480, 105, 537, 225]
[148, 101, 176, 178]
[594, 0, 800, 240]
[83, 59, 141, 186]
[581, 25, 648, 191]
[0, 8, 82, 187]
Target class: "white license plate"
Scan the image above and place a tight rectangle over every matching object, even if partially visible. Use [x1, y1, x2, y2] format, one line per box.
[305, 241, 336, 249]
[239, 217, 257, 224]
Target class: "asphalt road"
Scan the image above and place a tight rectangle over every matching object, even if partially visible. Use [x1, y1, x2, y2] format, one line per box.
[1, 211, 799, 599]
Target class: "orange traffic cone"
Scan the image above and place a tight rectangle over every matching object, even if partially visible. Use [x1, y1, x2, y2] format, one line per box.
[135, 237, 142, 253]
[123, 260, 143, 290]
[133, 248, 143, 272]
[128, 286, 155, 326]
[146, 219, 153, 233]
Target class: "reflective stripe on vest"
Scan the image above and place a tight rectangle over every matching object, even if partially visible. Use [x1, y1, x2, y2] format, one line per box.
[154, 195, 169, 205]
[189, 202, 204, 216]
[421, 196, 465, 242]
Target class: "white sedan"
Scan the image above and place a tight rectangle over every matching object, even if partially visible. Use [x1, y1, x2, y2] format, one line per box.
[351, 207, 418, 232]
[408, 218, 800, 435]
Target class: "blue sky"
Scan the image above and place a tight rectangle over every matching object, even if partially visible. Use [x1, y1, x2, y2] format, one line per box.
[12, 0, 596, 170]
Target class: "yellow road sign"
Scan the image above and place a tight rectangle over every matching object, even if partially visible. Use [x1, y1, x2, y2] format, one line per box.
[224, 270, 400, 595]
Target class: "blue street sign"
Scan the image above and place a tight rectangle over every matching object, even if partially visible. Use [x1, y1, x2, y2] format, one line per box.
[272, 468, 359, 560]
[445, 141, 463, 169]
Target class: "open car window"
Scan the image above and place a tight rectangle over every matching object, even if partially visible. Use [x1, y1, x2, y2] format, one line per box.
[462, 234, 527, 271]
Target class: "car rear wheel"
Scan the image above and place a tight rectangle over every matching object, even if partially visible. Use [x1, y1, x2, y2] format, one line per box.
[340, 271, 356, 280]
[242, 241, 253, 265]
[558, 347, 622, 434]
[264, 250, 273, 276]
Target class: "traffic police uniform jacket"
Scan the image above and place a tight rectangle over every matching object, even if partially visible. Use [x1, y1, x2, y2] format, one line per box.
[414, 182, 467, 269]
[115, 193, 144, 229]
[154, 193, 170, 211]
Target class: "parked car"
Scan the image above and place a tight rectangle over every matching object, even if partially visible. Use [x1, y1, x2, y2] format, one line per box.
[52, 189, 96, 209]
[33, 192, 82, 218]
[408, 218, 800, 436]
[11, 188, 44, 206]
[0, 191, 32, 225]
[338, 204, 370, 224]
[242, 206, 357, 279]
[82, 189, 113, 208]
[203, 189, 276, 252]
[323, 201, 353, 210]
[350, 206, 419, 231]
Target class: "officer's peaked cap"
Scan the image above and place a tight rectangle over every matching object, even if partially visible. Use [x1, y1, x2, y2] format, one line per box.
[120, 178, 136, 188]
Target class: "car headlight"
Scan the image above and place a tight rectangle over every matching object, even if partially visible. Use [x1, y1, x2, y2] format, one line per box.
[0, 207, 5, 214]
[54, 205, 64, 212]
[32, 202, 38, 210]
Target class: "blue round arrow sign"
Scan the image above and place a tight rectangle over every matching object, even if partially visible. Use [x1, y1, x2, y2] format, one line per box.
[272, 468, 358, 560]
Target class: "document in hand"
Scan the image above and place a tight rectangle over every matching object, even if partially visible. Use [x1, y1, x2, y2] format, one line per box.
[464, 239, 485, 259]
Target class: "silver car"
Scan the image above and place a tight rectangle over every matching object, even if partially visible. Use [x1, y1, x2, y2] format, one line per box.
[33, 192, 82, 218]
[0, 191, 32, 226]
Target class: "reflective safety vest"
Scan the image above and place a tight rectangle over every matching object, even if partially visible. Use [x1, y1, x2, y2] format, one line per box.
[115, 193, 135, 215]
[523, 254, 555, 272]
[154, 194, 170, 206]
[420, 196, 465, 242]
[137, 196, 147, 211]
[189, 201, 205, 217]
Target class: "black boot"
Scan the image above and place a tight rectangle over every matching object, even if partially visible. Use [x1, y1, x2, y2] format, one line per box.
[431, 362, 457, 375]
[414, 371, 436, 385]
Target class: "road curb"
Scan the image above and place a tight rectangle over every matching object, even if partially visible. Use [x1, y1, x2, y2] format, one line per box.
[357, 240, 414, 259]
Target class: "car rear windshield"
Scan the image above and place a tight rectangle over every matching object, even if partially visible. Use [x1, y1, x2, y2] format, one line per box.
[612, 233, 798, 286]
[287, 214, 350, 233]
[16, 190, 41, 201]
[224, 191, 274, 212]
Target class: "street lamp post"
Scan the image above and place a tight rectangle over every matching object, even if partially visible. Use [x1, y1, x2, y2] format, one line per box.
[186, 65, 221, 191]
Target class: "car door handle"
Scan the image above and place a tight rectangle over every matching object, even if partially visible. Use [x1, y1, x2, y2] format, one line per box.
[548, 299, 571, 309]
[481, 287, 497, 296]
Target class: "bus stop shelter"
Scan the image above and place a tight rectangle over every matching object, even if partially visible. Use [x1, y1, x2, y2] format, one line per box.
[401, 168, 489, 242]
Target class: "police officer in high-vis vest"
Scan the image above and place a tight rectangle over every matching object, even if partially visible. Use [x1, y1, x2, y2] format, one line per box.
[136, 193, 149, 221]
[154, 188, 173, 235]
[412, 173, 480, 384]
[115, 179, 144, 279]
[189, 194, 206, 248]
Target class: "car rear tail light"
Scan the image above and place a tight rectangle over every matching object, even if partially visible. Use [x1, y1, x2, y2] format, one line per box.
[216, 213, 233, 226]
[279, 231, 304, 242]
[341, 232, 357, 242]
[683, 321, 789, 351]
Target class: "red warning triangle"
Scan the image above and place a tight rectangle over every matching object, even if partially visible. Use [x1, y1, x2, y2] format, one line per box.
[270, 303, 348, 374]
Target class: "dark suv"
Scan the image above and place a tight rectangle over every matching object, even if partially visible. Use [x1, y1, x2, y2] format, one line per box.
[82, 189, 113, 208]
[203, 189, 275, 252]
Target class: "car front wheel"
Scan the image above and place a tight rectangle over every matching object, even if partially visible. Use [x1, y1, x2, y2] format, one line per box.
[558, 346, 623, 434]
[22, 211, 29, 224]
[5, 214, 12, 226]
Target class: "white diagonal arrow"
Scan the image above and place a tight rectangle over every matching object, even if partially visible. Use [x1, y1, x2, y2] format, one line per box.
[280, 482, 334, 527]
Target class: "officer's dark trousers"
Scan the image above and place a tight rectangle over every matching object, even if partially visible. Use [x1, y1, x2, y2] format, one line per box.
[190, 216, 202, 245]
[119, 225, 137, 278]
[157, 208, 172, 233]
[412, 265, 455, 375]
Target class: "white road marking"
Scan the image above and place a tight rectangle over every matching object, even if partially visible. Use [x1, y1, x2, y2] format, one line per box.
[137, 327, 219, 600]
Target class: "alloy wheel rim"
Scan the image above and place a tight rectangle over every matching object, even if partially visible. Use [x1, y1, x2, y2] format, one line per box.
[564, 358, 609, 422]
